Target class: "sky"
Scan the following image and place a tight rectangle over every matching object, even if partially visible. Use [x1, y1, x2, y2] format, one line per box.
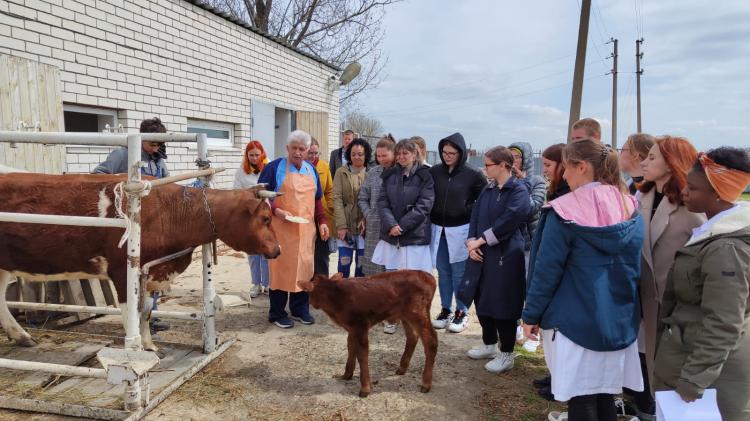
[354, 0, 750, 152]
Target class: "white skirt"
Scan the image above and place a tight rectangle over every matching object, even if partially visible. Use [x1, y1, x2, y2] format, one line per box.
[371, 240, 433, 273]
[543, 329, 643, 402]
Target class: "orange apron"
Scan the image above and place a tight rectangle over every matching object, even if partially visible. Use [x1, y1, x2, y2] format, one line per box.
[268, 162, 317, 292]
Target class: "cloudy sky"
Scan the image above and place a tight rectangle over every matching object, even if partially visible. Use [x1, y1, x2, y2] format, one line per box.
[355, 0, 750, 152]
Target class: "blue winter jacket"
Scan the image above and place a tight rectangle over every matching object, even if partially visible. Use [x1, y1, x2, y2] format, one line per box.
[522, 208, 644, 351]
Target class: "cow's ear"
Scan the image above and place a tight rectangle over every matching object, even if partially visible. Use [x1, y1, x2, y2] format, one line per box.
[331, 272, 344, 281]
[246, 191, 266, 214]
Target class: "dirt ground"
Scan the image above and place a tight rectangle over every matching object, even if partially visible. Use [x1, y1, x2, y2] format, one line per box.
[2, 253, 564, 421]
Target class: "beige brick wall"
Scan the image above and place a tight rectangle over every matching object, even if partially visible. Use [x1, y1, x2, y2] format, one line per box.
[0, 0, 340, 187]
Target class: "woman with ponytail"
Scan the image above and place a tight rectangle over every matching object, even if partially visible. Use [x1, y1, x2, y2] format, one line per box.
[522, 140, 644, 421]
[234, 140, 270, 297]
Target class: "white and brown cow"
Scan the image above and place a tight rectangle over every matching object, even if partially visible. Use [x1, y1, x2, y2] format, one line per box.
[0, 173, 280, 350]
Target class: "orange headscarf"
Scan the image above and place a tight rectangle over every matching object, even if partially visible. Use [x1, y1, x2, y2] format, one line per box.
[698, 152, 750, 203]
[242, 140, 268, 175]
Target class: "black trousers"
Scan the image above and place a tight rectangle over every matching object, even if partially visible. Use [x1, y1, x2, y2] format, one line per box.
[313, 231, 330, 276]
[568, 393, 616, 421]
[477, 316, 517, 353]
[623, 352, 655, 414]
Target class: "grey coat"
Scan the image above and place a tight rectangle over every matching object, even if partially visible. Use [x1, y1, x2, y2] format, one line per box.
[92, 147, 169, 178]
[509, 142, 546, 250]
[358, 166, 386, 275]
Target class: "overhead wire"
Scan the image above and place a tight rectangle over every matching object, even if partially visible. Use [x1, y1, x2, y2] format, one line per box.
[377, 74, 608, 118]
[373, 52, 577, 100]
[373, 59, 604, 116]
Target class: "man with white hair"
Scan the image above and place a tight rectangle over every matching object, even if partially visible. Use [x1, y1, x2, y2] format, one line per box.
[258, 130, 330, 328]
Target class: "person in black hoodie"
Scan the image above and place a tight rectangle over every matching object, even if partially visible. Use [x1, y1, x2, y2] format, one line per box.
[429, 133, 487, 333]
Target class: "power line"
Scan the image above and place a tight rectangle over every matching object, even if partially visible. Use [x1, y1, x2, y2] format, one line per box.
[575, 0, 610, 73]
[377, 74, 607, 118]
[373, 52, 578, 100]
[621, 73, 635, 136]
[373, 61, 601, 117]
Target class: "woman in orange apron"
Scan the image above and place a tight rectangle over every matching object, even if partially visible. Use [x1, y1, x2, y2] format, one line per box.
[258, 130, 330, 328]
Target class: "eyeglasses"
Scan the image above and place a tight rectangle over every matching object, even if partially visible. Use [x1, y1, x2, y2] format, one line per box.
[484, 162, 499, 168]
[145, 142, 162, 147]
[442, 151, 459, 157]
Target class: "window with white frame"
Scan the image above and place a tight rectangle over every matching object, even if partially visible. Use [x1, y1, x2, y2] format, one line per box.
[63, 104, 119, 132]
[186, 120, 234, 148]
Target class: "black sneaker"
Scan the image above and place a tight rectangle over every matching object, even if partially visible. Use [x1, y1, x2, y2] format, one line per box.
[290, 313, 315, 325]
[533, 375, 551, 389]
[431, 308, 453, 329]
[537, 386, 555, 402]
[150, 318, 170, 333]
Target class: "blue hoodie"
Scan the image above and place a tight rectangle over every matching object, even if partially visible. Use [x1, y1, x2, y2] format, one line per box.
[522, 184, 644, 351]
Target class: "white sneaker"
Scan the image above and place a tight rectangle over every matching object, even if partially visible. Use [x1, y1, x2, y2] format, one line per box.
[447, 310, 469, 333]
[466, 343, 497, 360]
[432, 308, 453, 329]
[249, 284, 261, 298]
[523, 339, 540, 353]
[485, 352, 514, 373]
[383, 322, 397, 334]
[548, 411, 568, 421]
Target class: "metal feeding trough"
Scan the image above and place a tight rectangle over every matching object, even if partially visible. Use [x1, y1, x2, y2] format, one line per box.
[0, 131, 235, 420]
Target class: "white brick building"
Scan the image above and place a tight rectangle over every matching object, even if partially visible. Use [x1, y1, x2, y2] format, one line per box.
[0, 0, 340, 187]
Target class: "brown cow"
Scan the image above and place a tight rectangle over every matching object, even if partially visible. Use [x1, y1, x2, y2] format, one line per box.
[0, 173, 280, 350]
[298, 270, 438, 397]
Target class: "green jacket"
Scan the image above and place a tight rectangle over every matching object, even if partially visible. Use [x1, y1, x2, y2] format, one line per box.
[332, 165, 366, 234]
[654, 202, 750, 421]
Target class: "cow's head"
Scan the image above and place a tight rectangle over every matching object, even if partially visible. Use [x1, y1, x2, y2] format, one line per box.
[299, 273, 343, 309]
[216, 189, 281, 259]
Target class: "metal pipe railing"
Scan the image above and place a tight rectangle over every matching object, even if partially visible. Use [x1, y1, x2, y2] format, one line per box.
[0, 358, 107, 379]
[0, 132, 129, 146]
[0, 212, 128, 228]
[6, 302, 204, 321]
[0, 131, 202, 146]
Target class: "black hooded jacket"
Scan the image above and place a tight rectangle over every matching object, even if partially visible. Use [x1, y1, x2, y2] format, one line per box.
[429, 133, 487, 227]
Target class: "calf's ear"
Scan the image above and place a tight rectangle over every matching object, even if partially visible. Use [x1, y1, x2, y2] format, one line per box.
[297, 279, 314, 291]
[331, 273, 344, 281]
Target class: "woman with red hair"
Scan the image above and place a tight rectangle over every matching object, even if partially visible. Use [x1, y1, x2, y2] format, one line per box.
[234, 140, 270, 297]
[634, 135, 705, 418]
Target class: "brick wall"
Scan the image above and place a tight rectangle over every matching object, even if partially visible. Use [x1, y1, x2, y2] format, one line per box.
[0, 0, 340, 187]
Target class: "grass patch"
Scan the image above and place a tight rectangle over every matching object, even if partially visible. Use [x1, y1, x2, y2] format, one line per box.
[741, 192, 750, 201]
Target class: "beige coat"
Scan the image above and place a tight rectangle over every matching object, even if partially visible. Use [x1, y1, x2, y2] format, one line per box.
[332, 165, 366, 234]
[638, 189, 705, 387]
[654, 203, 750, 421]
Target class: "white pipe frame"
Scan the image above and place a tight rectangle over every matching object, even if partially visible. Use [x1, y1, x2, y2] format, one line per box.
[0, 130, 217, 412]
[197, 132, 218, 354]
[5, 302, 203, 321]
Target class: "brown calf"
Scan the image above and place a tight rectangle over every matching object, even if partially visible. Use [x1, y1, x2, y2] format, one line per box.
[298, 270, 438, 397]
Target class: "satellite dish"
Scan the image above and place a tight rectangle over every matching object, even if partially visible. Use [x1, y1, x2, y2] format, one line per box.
[338, 62, 362, 86]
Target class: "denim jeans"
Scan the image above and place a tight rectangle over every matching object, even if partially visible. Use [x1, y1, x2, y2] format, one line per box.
[337, 246, 364, 278]
[435, 233, 468, 313]
[248, 254, 269, 288]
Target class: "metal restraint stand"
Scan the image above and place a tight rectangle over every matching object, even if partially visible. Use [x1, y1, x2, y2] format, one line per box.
[0, 131, 233, 419]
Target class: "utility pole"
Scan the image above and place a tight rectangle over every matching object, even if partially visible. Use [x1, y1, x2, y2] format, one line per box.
[636, 38, 644, 133]
[608, 38, 618, 148]
[567, 0, 592, 142]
